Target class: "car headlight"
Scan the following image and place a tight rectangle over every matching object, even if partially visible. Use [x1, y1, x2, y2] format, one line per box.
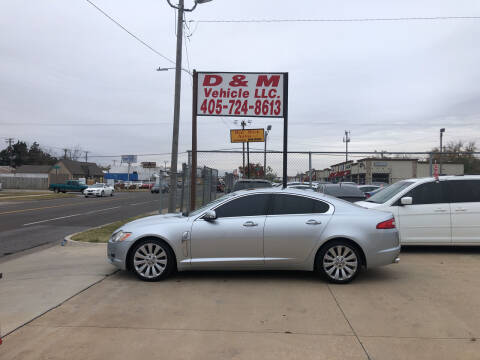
[111, 231, 132, 242]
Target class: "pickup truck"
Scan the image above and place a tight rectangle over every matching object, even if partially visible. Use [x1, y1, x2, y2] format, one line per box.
[49, 180, 88, 193]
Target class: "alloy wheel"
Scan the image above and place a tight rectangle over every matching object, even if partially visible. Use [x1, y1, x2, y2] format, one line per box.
[133, 243, 168, 279]
[322, 245, 358, 282]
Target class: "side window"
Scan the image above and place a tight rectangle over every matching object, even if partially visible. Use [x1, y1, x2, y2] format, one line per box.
[403, 182, 447, 205]
[269, 194, 329, 215]
[214, 194, 270, 218]
[448, 180, 480, 203]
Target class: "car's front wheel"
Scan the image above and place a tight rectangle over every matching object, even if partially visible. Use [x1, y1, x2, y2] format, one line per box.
[316, 241, 361, 284]
[128, 238, 174, 281]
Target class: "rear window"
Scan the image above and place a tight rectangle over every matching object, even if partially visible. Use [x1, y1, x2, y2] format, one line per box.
[233, 181, 272, 191]
[323, 185, 363, 197]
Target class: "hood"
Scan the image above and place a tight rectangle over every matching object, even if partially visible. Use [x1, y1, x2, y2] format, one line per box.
[355, 200, 382, 209]
[123, 213, 186, 229]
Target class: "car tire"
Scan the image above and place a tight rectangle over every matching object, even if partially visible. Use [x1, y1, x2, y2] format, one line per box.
[110, 191, 114, 197]
[54, 188, 59, 193]
[128, 238, 175, 281]
[316, 240, 361, 284]
[101, 191, 104, 197]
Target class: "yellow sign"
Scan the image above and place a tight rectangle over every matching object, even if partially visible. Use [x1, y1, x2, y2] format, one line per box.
[230, 129, 265, 143]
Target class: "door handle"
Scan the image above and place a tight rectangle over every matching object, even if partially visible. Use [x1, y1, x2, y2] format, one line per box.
[434, 208, 447, 212]
[306, 219, 322, 225]
[243, 221, 258, 227]
[455, 208, 467, 212]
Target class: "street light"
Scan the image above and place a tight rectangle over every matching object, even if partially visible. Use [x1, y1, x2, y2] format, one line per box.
[264, 125, 272, 179]
[440, 128, 446, 175]
[165, 0, 212, 213]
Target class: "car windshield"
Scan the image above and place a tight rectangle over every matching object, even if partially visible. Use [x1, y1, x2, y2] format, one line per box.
[366, 180, 414, 203]
[188, 193, 234, 217]
[89, 184, 102, 188]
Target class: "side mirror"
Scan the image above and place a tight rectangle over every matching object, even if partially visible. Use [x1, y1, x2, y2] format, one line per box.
[400, 197, 413, 206]
[203, 210, 217, 221]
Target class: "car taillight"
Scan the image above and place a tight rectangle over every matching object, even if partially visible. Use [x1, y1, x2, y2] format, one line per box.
[376, 217, 396, 229]
[365, 193, 371, 198]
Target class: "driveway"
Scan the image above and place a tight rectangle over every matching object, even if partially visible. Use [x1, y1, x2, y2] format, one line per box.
[1, 247, 480, 359]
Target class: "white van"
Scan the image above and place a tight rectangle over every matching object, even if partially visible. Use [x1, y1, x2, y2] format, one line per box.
[356, 176, 480, 245]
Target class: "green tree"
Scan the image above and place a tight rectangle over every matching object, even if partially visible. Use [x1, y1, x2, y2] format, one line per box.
[431, 141, 480, 174]
[0, 140, 57, 167]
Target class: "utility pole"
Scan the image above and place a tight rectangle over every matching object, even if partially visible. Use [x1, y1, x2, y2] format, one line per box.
[343, 130, 351, 163]
[241, 120, 246, 176]
[5, 138, 14, 167]
[85, 151, 89, 163]
[167, 0, 184, 212]
[264, 125, 272, 179]
[165, 0, 212, 213]
[440, 128, 445, 175]
[63, 148, 68, 160]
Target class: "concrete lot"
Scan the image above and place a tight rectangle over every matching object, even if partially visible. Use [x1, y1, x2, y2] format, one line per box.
[1, 247, 480, 359]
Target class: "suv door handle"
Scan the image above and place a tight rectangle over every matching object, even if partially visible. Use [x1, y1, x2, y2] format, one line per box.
[306, 219, 322, 225]
[455, 208, 467, 212]
[434, 208, 447, 212]
[243, 221, 258, 227]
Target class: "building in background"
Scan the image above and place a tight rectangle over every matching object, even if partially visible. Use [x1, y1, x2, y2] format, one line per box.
[105, 162, 166, 183]
[315, 158, 464, 184]
[49, 159, 104, 185]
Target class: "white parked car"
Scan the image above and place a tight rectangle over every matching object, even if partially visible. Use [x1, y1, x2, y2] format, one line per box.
[84, 183, 114, 197]
[356, 176, 480, 245]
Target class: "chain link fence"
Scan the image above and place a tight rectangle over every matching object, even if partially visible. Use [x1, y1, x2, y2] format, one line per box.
[182, 150, 480, 210]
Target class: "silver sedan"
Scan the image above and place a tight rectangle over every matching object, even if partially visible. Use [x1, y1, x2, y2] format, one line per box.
[107, 189, 400, 283]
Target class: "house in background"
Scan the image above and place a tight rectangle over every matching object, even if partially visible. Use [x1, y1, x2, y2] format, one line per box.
[49, 159, 104, 185]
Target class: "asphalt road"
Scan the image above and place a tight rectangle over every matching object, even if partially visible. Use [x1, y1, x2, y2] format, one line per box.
[0, 191, 169, 257]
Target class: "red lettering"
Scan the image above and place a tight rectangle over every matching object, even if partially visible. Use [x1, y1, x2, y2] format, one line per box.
[268, 89, 277, 98]
[243, 90, 249, 98]
[212, 90, 218, 98]
[229, 75, 248, 87]
[256, 75, 280, 87]
[203, 75, 222, 86]
[204, 88, 212, 97]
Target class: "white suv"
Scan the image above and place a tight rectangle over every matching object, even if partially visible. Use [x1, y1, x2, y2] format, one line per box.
[356, 176, 480, 245]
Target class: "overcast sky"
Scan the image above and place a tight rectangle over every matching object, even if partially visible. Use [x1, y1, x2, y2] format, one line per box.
[1, 0, 480, 173]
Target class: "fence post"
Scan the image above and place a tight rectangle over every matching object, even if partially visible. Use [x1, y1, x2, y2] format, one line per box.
[308, 152, 312, 188]
[159, 171, 164, 214]
[179, 163, 186, 213]
[429, 152, 433, 177]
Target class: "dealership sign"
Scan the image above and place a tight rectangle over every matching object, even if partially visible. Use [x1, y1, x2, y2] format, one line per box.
[197, 72, 285, 118]
[230, 129, 265, 143]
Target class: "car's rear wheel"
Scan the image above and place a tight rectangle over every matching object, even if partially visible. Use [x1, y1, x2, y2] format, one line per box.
[128, 239, 174, 281]
[110, 191, 114, 196]
[317, 241, 360, 284]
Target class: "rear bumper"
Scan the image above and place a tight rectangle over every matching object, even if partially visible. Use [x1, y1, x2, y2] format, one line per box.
[368, 245, 401, 268]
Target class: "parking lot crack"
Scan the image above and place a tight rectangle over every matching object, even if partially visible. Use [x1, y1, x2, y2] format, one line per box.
[328, 284, 372, 360]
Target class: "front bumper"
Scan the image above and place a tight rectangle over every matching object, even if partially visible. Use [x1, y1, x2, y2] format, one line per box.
[107, 240, 132, 270]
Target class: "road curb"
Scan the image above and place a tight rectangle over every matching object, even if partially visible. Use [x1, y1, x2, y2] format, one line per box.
[62, 211, 159, 246]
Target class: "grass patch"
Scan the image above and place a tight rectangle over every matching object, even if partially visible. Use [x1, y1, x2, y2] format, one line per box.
[0, 192, 76, 201]
[71, 212, 157, 243]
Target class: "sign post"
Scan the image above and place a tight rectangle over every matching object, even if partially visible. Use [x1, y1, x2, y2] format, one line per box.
[191, 71, 288, 210]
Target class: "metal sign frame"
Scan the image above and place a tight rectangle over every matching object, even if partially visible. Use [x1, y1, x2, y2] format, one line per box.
[191, 70, 289, 211]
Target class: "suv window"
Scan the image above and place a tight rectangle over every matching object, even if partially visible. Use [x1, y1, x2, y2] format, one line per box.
[215, 194, 270, 218]
[448, 180, 480, 203]
[402, 181, 447, 205]
[269, 194, 329, 215]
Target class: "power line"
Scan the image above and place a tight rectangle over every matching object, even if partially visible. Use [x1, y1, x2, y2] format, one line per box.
[84, 0, 177, 66]
[190, 16, 480, 24]
[1, 123, 169, 126]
